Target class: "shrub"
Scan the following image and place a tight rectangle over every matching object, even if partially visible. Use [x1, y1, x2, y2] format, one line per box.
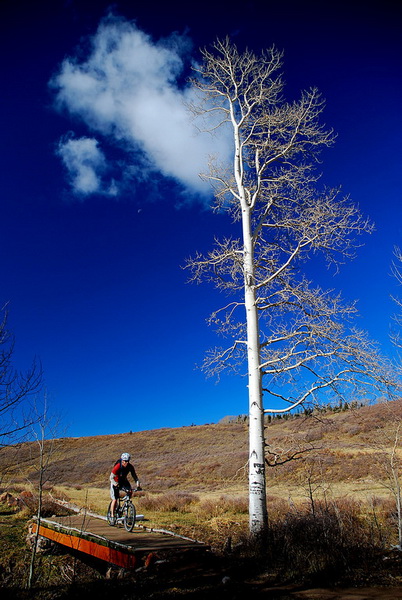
[197, 495, 248, 517]
[233, 498, 388, 586]
[138, 491, 198, 513]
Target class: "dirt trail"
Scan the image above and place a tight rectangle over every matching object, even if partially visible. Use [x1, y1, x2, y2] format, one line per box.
[261, 585, 402, 599]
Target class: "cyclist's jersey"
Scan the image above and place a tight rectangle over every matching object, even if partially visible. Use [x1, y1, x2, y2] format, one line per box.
[111, 460, 138, 487]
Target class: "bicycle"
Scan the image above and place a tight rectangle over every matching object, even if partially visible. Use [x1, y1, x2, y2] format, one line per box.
[107, 489, 139, 532]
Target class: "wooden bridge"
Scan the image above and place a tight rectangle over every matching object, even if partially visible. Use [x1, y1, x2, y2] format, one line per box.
[31, 514, 209, 569]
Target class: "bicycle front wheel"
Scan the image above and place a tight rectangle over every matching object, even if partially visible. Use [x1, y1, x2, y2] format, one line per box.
[106, 501, 116, 526]
[123, 502, 136, 532]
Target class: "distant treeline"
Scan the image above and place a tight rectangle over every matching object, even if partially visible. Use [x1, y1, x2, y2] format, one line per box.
[220, 399, 367, 425]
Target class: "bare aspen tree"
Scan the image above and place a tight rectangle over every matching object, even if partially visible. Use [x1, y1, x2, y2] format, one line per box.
[187, 39, 391, 535]
[27, 396, 59, 589]
[371, 248, 402, 549]
[391, 246, 402, 352]
[0, 306, 42, 445]
[366, 404, 402, 550]
[381, 423, 402, 550]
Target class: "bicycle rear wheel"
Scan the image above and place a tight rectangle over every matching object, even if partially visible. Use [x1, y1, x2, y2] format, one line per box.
[106, 501, 116, 526]
[123, 501, 136, 532]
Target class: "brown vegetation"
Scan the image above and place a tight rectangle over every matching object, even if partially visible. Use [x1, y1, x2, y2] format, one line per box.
[2, 399, 402, 597]
[1, 399, 402, 501]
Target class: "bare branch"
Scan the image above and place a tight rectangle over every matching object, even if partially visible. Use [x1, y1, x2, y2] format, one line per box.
[0, 306, 42, 445]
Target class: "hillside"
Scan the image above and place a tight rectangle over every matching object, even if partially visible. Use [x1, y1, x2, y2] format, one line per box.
[1, 398, 402, 503]
[3, 400, 402, 598]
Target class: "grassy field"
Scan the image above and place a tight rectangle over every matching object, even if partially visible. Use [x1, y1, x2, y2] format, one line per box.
[2, 399, 402, 597]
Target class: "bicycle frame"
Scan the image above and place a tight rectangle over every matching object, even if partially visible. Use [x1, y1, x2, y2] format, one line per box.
[115, 496, 130, 521]
[107, 493, 137, 532]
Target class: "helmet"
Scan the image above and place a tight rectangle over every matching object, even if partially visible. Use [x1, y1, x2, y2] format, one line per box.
[121, 452, 131, 461]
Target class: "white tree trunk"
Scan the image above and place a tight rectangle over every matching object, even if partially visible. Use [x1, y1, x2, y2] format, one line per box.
[242, 206, 268, 534]
[232, 101, 268, 534]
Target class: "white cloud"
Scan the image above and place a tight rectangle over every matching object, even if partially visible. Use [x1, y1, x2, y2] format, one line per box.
[51, 16, 231, 197]
[57, 136, 116, 196]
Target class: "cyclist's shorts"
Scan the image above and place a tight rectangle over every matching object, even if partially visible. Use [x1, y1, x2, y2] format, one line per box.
[110, 482, 132, 500]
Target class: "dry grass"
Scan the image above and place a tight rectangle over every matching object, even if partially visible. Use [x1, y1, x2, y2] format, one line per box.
[2, 399, 402, 527]
[3, 401, 402, 596]
[2, 480, 402, 592]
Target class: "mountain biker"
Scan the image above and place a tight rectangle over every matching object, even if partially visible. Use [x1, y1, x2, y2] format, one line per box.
[109, 452, 141, 518]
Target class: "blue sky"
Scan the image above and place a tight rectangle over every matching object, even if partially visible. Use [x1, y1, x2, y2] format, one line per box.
[1, 0, 401, 437]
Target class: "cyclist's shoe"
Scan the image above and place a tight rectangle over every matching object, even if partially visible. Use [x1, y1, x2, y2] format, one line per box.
[109, 513, 116, 526]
